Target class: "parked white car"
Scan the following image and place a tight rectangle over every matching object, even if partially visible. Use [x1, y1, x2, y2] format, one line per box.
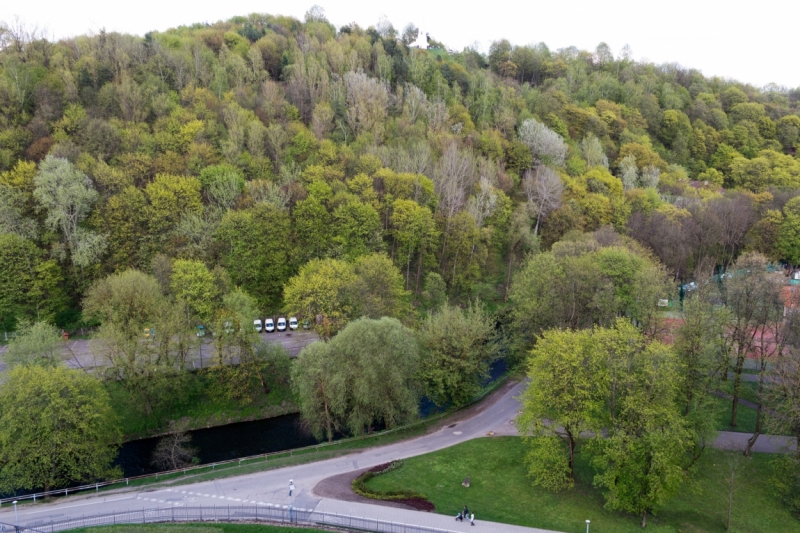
[253, 319, 262, 333]
[277, 317, 287, 331]
[265, 318, 275, 332]
[289, 317, 298, 330]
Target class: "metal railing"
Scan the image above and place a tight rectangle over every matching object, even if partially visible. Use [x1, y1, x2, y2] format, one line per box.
[7, 505, 464, 533]
[0, 373, 511, 506]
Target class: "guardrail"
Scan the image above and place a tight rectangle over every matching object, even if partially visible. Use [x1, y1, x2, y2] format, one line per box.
[0, 373, 511, 506]
[6, 504, 465, 533]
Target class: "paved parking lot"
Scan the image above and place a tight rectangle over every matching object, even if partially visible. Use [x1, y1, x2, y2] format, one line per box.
[0, 330, 320, 373]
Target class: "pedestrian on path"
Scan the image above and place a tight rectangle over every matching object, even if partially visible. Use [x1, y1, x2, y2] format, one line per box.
[463, 505, 469, 519]
[470, 513, 475, 526]
[455, 511, 463, 521]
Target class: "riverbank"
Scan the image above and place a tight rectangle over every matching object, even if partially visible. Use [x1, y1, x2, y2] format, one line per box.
[109, 374, 299, 441]
[100, 377, 520, 494]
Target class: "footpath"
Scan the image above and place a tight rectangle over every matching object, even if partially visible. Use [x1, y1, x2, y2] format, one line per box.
[313, 498, 561, 533]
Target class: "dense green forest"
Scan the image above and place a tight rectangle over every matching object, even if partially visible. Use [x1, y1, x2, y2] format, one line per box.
[2, 9, 800, 331]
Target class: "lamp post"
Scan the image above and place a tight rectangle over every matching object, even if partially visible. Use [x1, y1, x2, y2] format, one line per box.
[289, 480, 296, 522]
[586, 519, 591, 533]
[12, 501, 18, 524]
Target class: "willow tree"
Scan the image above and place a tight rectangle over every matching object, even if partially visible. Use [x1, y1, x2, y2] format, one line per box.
[0, 366, 121, 493]
[292, 317, 420, 441]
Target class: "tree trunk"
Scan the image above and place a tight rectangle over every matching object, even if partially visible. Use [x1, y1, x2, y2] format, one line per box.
[504, 243, 515, 302]
[414, 248, 424, 301]
[744, 407, 762, 457]
[405, 246, 413, 291]
[730, 352, 746, 427]
[566, 429, 576, 479]
[744, 367, 767, 456]
[324, 400, 333, 443]
[641, 510, 647, 528]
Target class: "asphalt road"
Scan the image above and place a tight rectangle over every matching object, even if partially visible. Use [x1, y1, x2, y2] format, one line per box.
[0, 382, 529, 531]
[0, 330, 319, 373]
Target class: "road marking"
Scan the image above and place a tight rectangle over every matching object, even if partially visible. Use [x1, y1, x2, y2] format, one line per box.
[453, 431, 462, 435]
[24, 496, 134, 514]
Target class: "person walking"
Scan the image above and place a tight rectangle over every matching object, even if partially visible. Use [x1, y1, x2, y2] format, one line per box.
[463, 505, 469, 520]
[470, 513, 475, 526]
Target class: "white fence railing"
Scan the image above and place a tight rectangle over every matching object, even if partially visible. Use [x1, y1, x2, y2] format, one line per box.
[3, 505, 464, 533]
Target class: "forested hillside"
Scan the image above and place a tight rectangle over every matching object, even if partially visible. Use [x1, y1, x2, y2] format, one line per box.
[1, 9, 800, 332]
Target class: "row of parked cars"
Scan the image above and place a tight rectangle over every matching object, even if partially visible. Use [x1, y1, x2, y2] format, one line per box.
[253, 317, 303, 333]
[194, 317, 308, 338]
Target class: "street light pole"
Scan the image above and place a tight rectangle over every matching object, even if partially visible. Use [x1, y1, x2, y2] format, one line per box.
[586, 519, 591, 533]
[289, 479, 296, 522]
[12, 501, 18, 523]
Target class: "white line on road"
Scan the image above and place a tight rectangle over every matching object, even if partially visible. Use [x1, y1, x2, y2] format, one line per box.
[24, 496, 136, 514]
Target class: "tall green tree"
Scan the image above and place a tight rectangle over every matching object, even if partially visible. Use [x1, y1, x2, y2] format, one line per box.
[673, 292, 730, 458]
[390, 198, 437, 292]
[351, 253, 410, 319]
[332, 199, 383, 259]
[0, 365, 122, 493]
[33, 155, 105, 267]
[170, 259, 220, 325]
[417, 301, 496, 408]
[777, 197, 800, 266]
[3, 320, 63, 368]
[590, 321, 691, 528]
[283, 257, 356, 337]
[292, 317, 420, 440]
[720, 252, 784, 427]
[517, 327, 605, 490]
[84, 269, 188, 415]
[290, 341, 344, 442]
[215, 203, 292, 310]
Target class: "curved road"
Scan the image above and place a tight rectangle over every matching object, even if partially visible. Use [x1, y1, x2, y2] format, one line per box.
[0, 381, 557, 533]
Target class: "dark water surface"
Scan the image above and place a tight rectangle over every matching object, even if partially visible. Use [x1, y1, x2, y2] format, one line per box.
[120, 358, 508, 476]
[115, 412, 318, 477]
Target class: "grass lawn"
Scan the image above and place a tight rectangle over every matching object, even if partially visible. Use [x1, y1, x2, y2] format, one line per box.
[713, 395, 759, 434]
[365, 437, 798, 533]
[107, 373, 297, 439]
[719, 379, 761, 404]
[71, 524, 329, 533]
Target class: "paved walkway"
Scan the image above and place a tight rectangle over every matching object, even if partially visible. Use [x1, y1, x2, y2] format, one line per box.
[314, 498, 560, 533]
[714, 431, 796, 453]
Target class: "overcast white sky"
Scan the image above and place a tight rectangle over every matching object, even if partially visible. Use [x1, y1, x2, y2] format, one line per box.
[5, 0, 799, 88]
